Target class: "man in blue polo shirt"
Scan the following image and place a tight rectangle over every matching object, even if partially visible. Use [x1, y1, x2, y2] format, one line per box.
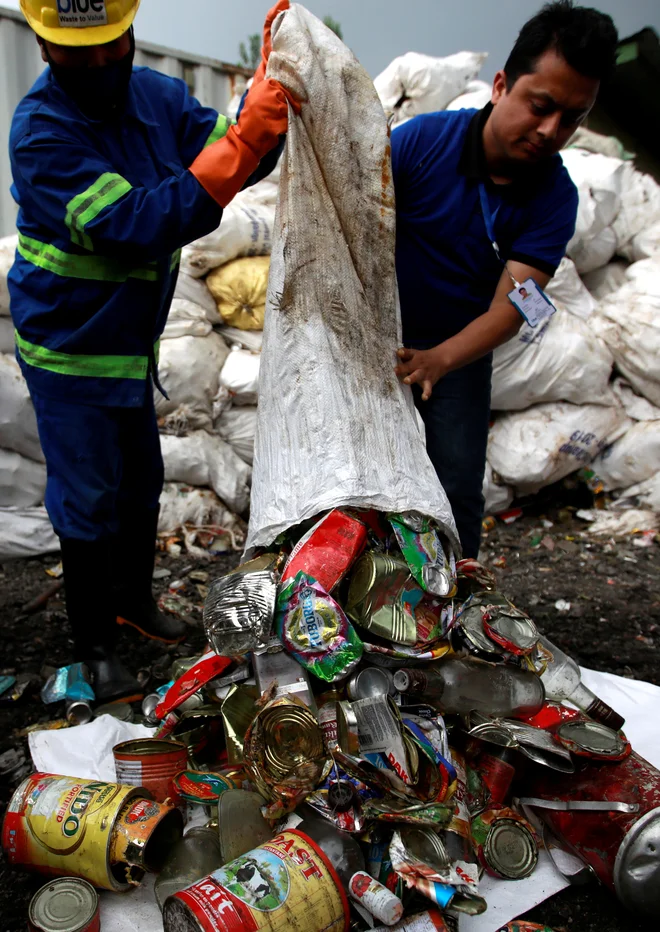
[393, 1, 618, 557]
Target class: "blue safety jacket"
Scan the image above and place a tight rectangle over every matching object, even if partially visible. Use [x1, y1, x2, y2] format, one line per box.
[8, 66, 236, 406]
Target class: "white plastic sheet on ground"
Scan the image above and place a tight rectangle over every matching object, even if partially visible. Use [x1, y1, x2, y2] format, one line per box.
[247, 5, 458, 553]
[374, 50, 487, 126]
[487, 401, 629, 496]
[491, 306, 614, 411]
[0, 448, 46, 507]
[88, 667, 660, 932]
[0, 506, 58, 560]
[595, 257, 660, 406]
[0, 354, 44, 462]
[160, 430, 251, 515]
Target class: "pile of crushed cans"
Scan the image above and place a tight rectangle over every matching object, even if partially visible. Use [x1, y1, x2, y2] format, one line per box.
[3, 508, 659, 932]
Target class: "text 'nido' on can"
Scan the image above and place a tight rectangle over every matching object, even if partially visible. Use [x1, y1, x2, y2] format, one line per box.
[28, 877, 100, 932]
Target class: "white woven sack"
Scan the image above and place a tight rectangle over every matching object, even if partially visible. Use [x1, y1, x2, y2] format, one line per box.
[482, 463, 513, 516]
[487, 402, 629, 496]
[218, 347, 260, 406]
[445, 80, 491, 111]
[181, 198, 276, 279]
[491, 305, 614, 411]
[0, 235, 17, 316]
[545, 258, 595, 320]
[246, 6, 458, 553]
[0, 506, 58, 560]
[162, 299, 212, 340]
[0, 354, 44, 462]
[374, 50, 487, 126]
[594, 420, 660, 491]
[215, 406, 258, 465]
[154, 332, 229, 431]
[160, 431, 251, 516]
[0, 448, 46, 508]
[594, 257, 660, 406]
[581, 261, 628, 302]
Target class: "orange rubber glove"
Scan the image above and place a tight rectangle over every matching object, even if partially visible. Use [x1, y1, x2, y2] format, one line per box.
[253, 0, 290, 86]
[190, 78, 296, 208]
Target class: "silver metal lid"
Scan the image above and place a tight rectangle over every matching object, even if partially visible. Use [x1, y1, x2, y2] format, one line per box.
[29, 878, 98, 932]
[94, 701, 133, 722]
[556, 720, 626, 756]
[614, 805, 660, 918]
[347, 667, 394, 701]
[400, 826, 450, 873]
[483, 818, 538, 879]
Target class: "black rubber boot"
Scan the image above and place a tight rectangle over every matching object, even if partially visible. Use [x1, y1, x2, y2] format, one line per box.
[114, 505, 186, 644]
[60, 538, 143, 705]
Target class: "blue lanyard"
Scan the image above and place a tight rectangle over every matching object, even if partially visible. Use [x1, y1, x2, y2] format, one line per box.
[479, 182, 519, 286]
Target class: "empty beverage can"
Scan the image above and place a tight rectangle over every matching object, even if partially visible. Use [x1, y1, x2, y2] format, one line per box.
[28, 877, 99, 932]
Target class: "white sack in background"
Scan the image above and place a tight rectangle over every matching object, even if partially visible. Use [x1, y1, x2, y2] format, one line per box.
[215, 405, 258, 465]
[247, 6, 459, 552]
[217, 326, 264, 353]
[487, 402, 629, 496]
[374, 50, 487, 126]
[612, 378, 660, 422]
[565, 127, 632, 161]
[568, 224, 617, 275]
[173, 270, 220, 324]
[0, 234, 17, 316]
[0, 317, 15, 354]
[595, 257, 660, 406]
[218, 347, 260, 406]
[159, 482, 246, 547]
[154, 332, 229, 431]
[0, 449, 46, 508]
[545, 257, 596, 319]
[625, 219, 660, 262]
[181, 197, 276, 279]
[160, 430, 251, 515]
[0, 354, 44, 463]
[594, 420, 660, 491]
[613, 163, 660, 254]
[581, 260, 628, 301]
[162, 299, 212, 340]
[482, 463, 514, 516]
[445, 79, 491, 111]
[561, 148, 624, 239]
[616, 474, 660, 514]
[0, 506, 58, 560]
[491, 308, 614, 411]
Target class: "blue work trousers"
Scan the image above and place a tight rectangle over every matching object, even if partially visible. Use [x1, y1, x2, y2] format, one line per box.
[412, 353, 492, 559]
[30, 389, 164, 542]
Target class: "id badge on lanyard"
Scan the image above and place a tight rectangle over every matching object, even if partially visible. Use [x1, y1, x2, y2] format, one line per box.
[479, 184, 556, 328]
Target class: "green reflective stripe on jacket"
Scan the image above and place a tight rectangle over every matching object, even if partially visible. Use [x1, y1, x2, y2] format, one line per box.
[65, 173, 133, 250]
[170, 248, 182, 271]
[18, 233, 158, 283]
[15, 330, 152, 380]
[203, 114, 234, 148]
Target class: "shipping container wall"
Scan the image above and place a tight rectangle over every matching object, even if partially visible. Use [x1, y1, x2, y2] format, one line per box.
[0, 5, 249, 237]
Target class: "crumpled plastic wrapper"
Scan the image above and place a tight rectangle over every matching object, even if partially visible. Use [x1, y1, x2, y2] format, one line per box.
[203, 568, 277, 655]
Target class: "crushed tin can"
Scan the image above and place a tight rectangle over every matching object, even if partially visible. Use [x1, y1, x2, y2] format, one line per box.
[521, 750, 660, 918]
[282, 508, 368, 592]
[456, 558, 497, 594]
[347, 552, 431, 646]
[156, 653, 233, 720]
[388, 513, 457, 598]
[2, 773, 157, 890]
[461, 592, 539, 656]
[336, 700, 361, 757]
[203, 563, 278, 656]
[243, 696, 329, 817]
[471, 807, 539, 879]
[220, 684, 259, 764]
[553, 720, 632, 761]
[347, 666, 395, 701]
[276, 572, 364, 683]
[163, 829, 348, 932]
[28, 877, 100, 932]
[467, 715, 575, 773]
[113, 738, 188, 806]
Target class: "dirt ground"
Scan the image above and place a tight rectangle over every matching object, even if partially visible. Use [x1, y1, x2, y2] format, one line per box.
[0, 505, 658, 931]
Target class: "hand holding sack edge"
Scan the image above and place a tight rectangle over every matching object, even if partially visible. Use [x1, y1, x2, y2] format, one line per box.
[190, 78, 299, 209]
[253, 0, 291, 86]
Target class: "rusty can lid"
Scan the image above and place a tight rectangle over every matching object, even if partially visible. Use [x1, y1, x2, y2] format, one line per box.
[29, 878, 98, 932]
[483, 817, 538, 879]
[556, 720, 626, 757]
[614, 805, 660, 918]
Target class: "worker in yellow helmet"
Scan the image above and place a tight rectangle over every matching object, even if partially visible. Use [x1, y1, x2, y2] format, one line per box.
[9, 0, 296, 704]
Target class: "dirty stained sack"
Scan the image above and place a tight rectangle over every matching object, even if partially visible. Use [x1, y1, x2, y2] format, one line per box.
[246, 5, 458, 553]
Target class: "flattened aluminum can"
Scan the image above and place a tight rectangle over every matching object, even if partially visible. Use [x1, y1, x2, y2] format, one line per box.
[347, 667, 394, 701]
[113, 738, 188, 805]
[2, 773, 144, 890]
[346, 552, 418, 646]
[28, 877, 100, 932]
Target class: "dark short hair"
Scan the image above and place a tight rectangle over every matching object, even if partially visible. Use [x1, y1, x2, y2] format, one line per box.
[504, 1, 619, 88]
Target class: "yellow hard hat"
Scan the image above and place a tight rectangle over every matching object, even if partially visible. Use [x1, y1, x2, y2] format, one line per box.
[20, 0, 140, 47]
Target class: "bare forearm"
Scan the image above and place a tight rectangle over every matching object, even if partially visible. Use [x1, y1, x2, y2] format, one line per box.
[436, 304, 522, 374]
